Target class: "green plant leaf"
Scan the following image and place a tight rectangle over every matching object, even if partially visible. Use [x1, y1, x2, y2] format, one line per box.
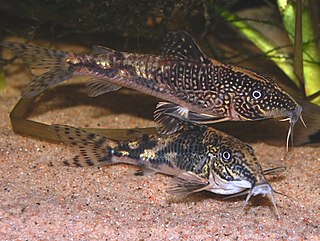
[221, 11, 299, 88]
[278, 0, 320, 104]
[222, 1, 320, 105]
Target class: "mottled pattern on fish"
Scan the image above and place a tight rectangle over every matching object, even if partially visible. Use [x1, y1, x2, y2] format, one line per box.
[65, 33, 300, 123]
[0, 31, 302, 148]
[52, 124, 284, 216]
[0, 42, 73, 94]
[56, 124, 260, 182]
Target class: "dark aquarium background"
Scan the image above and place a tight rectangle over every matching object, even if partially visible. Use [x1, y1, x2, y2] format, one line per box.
[0, 0, 319, 105]
[2, 0, 319, 100]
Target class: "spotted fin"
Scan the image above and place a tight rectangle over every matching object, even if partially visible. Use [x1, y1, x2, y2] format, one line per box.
[22, 70, 73, 98]
[0, 41, 68, 69]
[162, 30, 211, 64]
[154, 101, 225, 135]
[167, 171, 210, 196]
[1, 41, 72, 98]
[51, 124, 116, 167]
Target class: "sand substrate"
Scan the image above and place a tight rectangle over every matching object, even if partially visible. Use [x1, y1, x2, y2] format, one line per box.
[0, 54, 319, 241]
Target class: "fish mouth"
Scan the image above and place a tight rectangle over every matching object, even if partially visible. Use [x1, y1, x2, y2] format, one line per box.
[220, 179, 278, 216]
[245, 180, 277, 212]
[282, 105, 305, 151]
[207, 172, 252, 195]
[223, 166, 286, 218]
[266, 105, 305, 150]
[223, 181, 280, 217]
[243, 166, 288, 218]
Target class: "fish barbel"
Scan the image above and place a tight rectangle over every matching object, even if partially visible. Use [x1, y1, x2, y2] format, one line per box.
[1, 31, 302, 148]
[52, 124, 285, 216]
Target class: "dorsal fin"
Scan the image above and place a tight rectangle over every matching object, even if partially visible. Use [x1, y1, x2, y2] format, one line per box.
[162, 30, 210, 64]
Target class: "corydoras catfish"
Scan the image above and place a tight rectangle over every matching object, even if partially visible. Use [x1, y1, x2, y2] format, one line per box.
[52, 124, 285, 217]
[1, 31, 302, 148]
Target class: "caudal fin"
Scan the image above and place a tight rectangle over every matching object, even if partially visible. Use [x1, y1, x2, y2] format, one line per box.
[51, 124, 117, 167]
[1, 41, 73, 97]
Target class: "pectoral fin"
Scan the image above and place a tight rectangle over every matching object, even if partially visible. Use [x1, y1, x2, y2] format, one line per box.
[134, 168, 156, 176]
[154, 102, 188, 134]
[154, 101, 226, 135]
[262, 166, 286, 176]
[167, 171, 210, 197]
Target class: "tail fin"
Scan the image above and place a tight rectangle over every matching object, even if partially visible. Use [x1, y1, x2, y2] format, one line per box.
[1, 41, 73, 97]
[51, 124, 117, 167]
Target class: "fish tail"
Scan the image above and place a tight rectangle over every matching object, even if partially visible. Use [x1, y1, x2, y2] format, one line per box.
[1, 41, 73, 97]
[51, 124, 118, 167]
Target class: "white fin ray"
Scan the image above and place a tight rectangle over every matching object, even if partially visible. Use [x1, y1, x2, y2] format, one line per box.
[154, 101, 226, 135]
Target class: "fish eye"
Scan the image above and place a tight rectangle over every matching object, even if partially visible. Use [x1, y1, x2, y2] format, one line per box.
[251, 89, 263, 100]
[221, 149, 232, 162]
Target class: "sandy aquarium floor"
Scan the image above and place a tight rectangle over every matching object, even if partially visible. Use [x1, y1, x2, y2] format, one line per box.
[0, 50, 319, 240]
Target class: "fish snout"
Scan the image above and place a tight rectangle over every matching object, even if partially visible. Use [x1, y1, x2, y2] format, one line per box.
[285, 104, 304, 150]
[286, 104, 303, 124]
[249, 180, 273, 197]
[243, 179, 279, 217]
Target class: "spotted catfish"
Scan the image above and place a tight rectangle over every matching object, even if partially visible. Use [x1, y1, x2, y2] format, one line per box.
[1, 31, 302, 148]
[52, 124, 285, 216]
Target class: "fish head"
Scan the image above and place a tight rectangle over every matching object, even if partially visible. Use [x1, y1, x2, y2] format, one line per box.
[207, 133, 279, 215]
[208, 135, 264, 195]
[229, 68, 303, 148]
[230, 71, 300, 121]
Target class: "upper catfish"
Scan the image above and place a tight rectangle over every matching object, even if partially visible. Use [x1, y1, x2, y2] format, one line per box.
[0, 31, 302, 148]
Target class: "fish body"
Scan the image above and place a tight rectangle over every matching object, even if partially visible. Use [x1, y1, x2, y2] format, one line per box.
[52, 124, 284, 215]
[1, 31, 302, 147]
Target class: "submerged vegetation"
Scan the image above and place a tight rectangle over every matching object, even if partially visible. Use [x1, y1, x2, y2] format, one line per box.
[223, 0, 320, 104]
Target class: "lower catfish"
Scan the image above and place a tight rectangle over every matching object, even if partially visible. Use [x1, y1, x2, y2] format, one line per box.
[52, 124, 285, 217]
